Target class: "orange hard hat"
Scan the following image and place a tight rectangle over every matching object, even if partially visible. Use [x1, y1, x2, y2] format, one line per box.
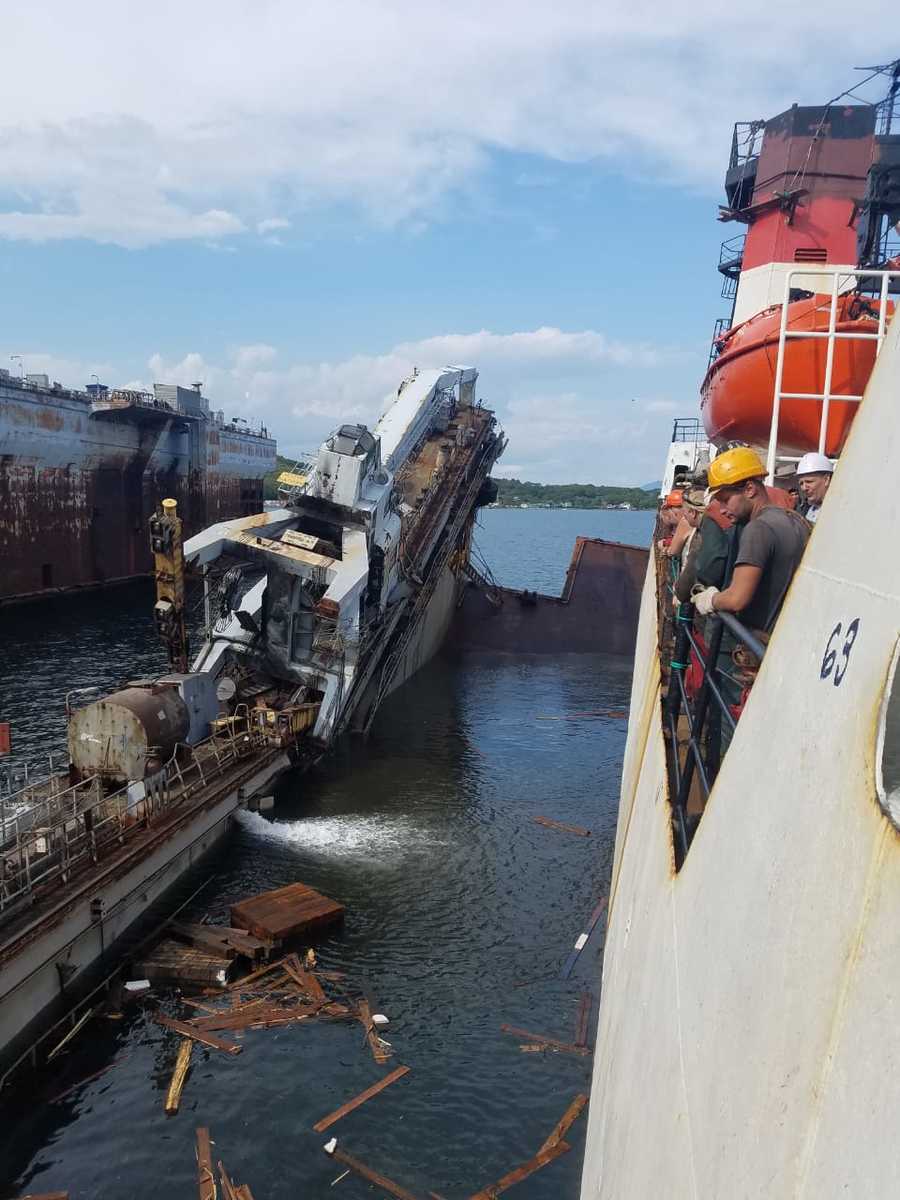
[664, 490, 683, 507]
[708, 446, 766, 491]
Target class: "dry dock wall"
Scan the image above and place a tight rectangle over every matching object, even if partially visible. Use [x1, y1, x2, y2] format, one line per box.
[454, 537, 648, 656]
[0, 381, 275, 602]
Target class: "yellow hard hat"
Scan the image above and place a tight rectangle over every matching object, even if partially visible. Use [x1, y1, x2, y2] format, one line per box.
[708, 446, 766, 490]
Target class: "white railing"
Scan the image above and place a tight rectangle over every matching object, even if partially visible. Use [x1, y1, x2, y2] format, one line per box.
[766, 268, 899, 480]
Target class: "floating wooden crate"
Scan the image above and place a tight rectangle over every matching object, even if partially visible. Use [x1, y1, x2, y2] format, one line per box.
[136, 938, 234, 987]
[230, 882, 344, 943]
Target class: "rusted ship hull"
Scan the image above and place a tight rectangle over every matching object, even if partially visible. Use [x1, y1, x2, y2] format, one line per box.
[0, 377, 276, 603]
[453, 537, 648, 656]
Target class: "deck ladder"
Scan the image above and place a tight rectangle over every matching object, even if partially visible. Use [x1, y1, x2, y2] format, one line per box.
[765, 267, 899, 480]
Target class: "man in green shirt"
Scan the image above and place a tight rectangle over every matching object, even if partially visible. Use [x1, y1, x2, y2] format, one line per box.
[693, 448, 809, 635]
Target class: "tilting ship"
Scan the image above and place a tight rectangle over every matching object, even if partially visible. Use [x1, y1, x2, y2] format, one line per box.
[0, 366, 503, 1079]
[0, 373, 276, 604]
[582, 64, 900, 1197]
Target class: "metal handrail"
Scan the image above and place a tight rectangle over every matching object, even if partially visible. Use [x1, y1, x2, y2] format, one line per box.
[662, 532, 771, 863]
[0, 722, 265, 919]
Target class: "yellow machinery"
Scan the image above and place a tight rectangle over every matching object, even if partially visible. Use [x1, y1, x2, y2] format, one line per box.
[149, 498, 189, 673]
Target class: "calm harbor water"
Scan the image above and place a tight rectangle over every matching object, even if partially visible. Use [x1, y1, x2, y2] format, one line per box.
[0, 511, 647, 1199]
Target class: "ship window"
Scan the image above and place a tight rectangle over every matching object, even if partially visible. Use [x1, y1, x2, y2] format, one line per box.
[876, 638, 900, 831]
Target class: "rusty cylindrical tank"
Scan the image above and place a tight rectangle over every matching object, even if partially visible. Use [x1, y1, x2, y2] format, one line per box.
[68, 684, 190, 782]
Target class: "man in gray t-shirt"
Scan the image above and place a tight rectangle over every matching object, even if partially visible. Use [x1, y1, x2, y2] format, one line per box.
[692, 448, 810, 634]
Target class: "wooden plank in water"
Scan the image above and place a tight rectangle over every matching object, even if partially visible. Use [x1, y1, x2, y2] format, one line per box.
[138, 938, 234, 987]
[537, 1094, 588, 1155]
[231, 881, 344, 943]
[560, 897, 608, 980]
[196, 1128, 216, 1200]
[313, 1065, 411, 1132]
[170, 922, 270, 961]
[467, 1140, 571, 1199]
[574, 990, 593, 1047]
[324, 1146, 421, 1200]
[534, 816, 591, 838]
[192, 1004, 316, 1032]
[499, 1025, 590, 1056]
[359, 999, 393, 1063]
[16, 1193, 69, 1199]
[285, 953, 327, 1003]
[156, 1015, 242, 1056]
[224, 958, 289, 993]
[164, 1038, 193, 1114]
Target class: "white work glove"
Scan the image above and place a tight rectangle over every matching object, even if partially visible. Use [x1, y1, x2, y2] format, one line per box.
[692, 586, 719, 616]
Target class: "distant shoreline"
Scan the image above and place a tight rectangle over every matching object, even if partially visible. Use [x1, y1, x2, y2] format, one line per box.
[489, 504, 655, 512]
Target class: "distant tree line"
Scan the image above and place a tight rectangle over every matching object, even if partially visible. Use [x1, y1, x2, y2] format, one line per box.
[493, 478, 657, 510]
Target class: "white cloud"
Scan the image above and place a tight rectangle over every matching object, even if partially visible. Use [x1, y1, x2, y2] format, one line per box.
[0, 2, 891, 245]
[256, 217, 291, 235]
[4, 324, 694, 482]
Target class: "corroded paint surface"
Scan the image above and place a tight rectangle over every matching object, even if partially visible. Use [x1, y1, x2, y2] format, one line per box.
[0, 383, 276, 601]
[453, 537, 648, 655]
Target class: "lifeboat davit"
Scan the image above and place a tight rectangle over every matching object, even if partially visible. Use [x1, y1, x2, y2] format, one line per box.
[701, 292, 892, 456]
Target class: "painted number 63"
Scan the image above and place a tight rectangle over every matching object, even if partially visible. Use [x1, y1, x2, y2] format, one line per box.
[820, 618, 861, 686]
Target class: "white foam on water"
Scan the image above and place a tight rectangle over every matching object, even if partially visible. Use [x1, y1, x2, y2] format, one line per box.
[235, 807, 449, 860]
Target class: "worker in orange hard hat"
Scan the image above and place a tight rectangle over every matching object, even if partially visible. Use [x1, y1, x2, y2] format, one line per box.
[692, 446, 809, 634]
[665, 490, 683, 507]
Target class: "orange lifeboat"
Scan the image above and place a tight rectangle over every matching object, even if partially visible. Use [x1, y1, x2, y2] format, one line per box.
[701, 293, 892, 456]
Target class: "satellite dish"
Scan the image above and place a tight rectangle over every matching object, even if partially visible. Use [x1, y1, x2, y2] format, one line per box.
[216, 677, 237, 702]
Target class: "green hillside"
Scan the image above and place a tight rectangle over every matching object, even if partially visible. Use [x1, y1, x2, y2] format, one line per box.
[493, 478, 656, 510]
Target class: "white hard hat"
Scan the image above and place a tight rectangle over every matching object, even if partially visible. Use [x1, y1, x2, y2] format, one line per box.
[796, 452, 834, 476]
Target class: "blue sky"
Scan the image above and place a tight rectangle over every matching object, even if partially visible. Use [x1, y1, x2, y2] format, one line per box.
[0, 3, 894, 483]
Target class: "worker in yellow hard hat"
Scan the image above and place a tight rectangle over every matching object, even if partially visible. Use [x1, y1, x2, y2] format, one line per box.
[691, 447, 810, 634]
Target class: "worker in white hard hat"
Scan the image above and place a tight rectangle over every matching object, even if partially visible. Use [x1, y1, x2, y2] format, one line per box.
[796, 452, 835, 525]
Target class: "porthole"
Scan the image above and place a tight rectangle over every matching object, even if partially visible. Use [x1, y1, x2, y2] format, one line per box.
[876, 638, 900, 829]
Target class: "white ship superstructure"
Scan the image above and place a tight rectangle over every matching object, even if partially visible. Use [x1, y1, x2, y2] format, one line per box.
[186, 365, 501, 742]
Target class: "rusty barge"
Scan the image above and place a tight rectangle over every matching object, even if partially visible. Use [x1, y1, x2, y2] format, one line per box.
[0, 371, 276, 604]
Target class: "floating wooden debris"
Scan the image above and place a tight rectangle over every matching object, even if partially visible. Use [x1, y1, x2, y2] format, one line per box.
[323, 1141, 421, 1200]
[534, 816, 591, 838]
[138, 938, 234, 987]
[155, 1014, 242, 1056]
[313, 1064, 411, 1132]
[499, 1024, 590, 1057]
[170, 922, 272, 961]
[196, 1128, 216, 1200]
[46, 1007, 96, 1062]
[468, 1140, 570, 1199]
[164, 1038, 193, 1114]
[468, 1093, 588, 1199]
[359, 999, 393, 1063]
[537, 1093, 588, 1156]
[15, 1193, 69, 1199]
[574, 990, 593, 1047]
[560, 896, 608, 980]
[231, 881, 344, 943]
